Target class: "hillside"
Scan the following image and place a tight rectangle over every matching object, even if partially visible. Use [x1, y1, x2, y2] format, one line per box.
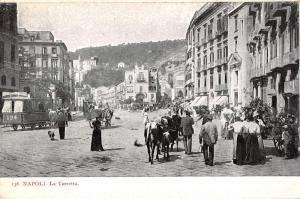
[70, 39, 186, 88]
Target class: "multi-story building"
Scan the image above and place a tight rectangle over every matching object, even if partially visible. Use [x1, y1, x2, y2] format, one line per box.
[227, 3, 254, 108]
[173, 62, 185, 100]
[124, 65, 148, 103]
[115, 82, 126, 108]
[0, 3, 19, 114]
[186, 3, 235, 109]
[246, 2, 299, 116]
[18, 28, 73, 108]
[149, 67, 158, 103]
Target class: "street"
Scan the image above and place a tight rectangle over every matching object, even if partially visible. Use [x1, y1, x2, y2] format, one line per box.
[0, 109, 299, 177]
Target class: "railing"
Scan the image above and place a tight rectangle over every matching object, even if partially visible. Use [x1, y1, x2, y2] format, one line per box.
[136, 78, 146, 83]
[284, 78, 299, 94]
[214, 84, 228, 91]
[199, 87, 208, 93]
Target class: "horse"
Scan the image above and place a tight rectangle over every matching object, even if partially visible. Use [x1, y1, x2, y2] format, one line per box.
[161, 115, 181, 152]
[48, 109, 57, 128]
[145, 122, 163, 164]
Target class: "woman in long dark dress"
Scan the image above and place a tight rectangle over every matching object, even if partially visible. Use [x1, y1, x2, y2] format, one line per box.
[90, 117, 104, 151]
[243, 114, 262, 164]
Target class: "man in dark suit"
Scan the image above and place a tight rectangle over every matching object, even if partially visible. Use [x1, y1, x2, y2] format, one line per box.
[199, 114, 218, 166]
[180, 110, 194, 154]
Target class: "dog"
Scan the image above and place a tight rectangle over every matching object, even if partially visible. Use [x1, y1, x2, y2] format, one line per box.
[48, 130, 55, 141]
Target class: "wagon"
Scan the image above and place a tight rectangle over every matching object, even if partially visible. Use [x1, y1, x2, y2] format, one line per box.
[1, 92, 52, 131]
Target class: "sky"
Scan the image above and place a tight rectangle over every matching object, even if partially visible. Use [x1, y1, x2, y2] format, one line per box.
[17, 2, 204, 51]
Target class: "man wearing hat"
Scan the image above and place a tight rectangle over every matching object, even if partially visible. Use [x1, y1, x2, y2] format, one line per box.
[199, 114, 218, 166]
[180, 110, 194, 154]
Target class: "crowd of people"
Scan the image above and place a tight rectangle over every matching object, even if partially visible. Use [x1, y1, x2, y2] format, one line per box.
[142, 102, 299, 166]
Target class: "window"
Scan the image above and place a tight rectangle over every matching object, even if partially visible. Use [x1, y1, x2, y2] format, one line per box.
[210, 52, 214, 63]
[197, 79, 200, 88]
[197, 28, 200, 42]
[204, 75, 207, 87]
[11, 44, 15, 62]
[204, 55, 207, 65]
[225, 71, 227, 84]
[51, 59, 58, 68]
[9, 11, 15, 31]
[42, 47, 47, 55]
[234, 37, 238, 52]
[204, 24, 207, 40]
[0, 41, 4, 65]
[210, 74, 214, 89]
[138, 72, 144, 81]
[197, 72, 200, 78]
[0, 12, 3, 30]
[295, 25, 299, 48]
[139, 86, 143, 92]
[235, 71, 239, 86]
[1, 75, 6, 85]
[234, 15, 238, 32]
[11, 77, 16, 86]
[30, 36, 35, 41]
[218, 73, 221, 85]
[217, 48, 222, 60]
[52, 47, 57, 54]
[42, 59, 48, 68]
[241, 20, 244, 35]
[223, 46, 228, 58]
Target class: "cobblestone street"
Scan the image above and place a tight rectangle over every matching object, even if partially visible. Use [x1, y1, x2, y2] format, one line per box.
[0, 109, 299, 177]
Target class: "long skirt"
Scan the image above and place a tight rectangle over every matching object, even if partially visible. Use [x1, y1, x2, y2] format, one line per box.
[232, 133, 238, 160]
[244, 134, 261, 165]
[91, 129, 103, 151]
[236, 134, 246, 165]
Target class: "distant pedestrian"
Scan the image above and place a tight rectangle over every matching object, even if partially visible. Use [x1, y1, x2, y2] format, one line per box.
[199, 114, 218, 166]
[90, 117, 104, 151]
[282, 125, 297, 159]
[180, 110, 194, 154]
[56, 108, 68, 140]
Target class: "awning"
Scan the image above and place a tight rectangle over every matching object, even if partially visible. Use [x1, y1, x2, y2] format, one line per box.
[194, 96, 208, 106]
[189, 97, 201, 107]
[216, 96, 229, 106]
[211, 96, 221, 106]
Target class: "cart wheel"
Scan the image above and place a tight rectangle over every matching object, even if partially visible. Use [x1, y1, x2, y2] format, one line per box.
[12, 125, 18, 131]
[21, 124, 25, 129]
[38, 123, 43, 128]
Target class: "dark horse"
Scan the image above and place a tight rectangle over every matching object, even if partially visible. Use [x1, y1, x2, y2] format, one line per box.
[161, 115, 182, 152]
[145, 122, 163, 164]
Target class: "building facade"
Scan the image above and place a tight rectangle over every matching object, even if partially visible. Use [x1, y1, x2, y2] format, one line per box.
[0, 3, 19, 114]
[246, 2, 299, 116]
[185, 2, 299, 116]
[186, 3, 235, 109]
[18, 28, 73, 108]
[124, 65, 155, 103]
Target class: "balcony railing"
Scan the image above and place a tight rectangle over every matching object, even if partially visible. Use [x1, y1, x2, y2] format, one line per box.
[284, 78, 299, 94]
[199, 87, 208, 93]
[136, 78, 146, 83]
[214, 84, 228, 91]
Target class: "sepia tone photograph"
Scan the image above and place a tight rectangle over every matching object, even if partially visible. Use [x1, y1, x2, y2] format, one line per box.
[0, 1, 299, 179]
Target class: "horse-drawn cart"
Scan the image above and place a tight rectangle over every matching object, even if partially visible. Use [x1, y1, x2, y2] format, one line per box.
[86, 108, 114, 127]
[1, 92, 51, 131]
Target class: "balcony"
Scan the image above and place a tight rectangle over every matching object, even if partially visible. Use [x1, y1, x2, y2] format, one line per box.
[51, 53, 58, 58]
[208, 34, 213, 41]
[266, 86, 276, 96]
[136, 78, 146, 83]
[215, 59, 222, 66]
[214, 84, 228, 91]
[270, 57, 281, 70]
[222, 57, 228, 64]
[284, 78, 299, 94]
[199, 87, 208, 93]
